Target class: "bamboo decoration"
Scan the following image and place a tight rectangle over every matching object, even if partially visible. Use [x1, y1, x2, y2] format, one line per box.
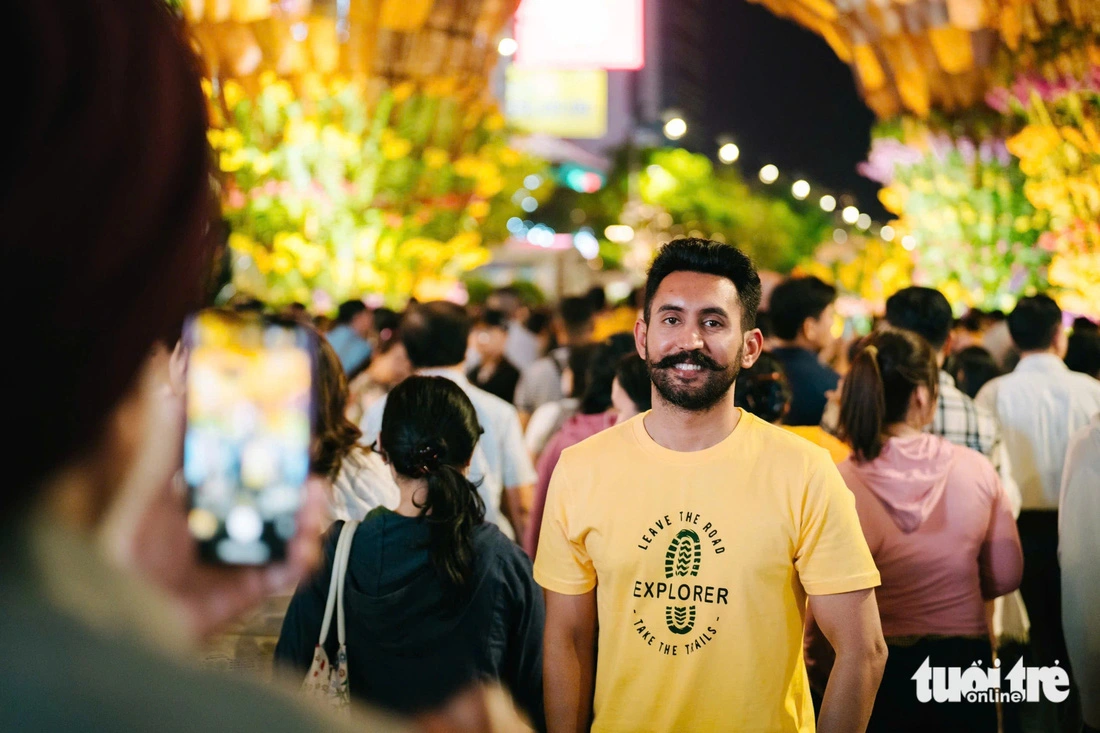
[747, 0, 1098, 119]
[183, 0, 520, 95]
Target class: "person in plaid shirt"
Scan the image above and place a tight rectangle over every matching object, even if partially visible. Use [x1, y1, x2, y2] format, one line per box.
[882, 288, 1017, 507]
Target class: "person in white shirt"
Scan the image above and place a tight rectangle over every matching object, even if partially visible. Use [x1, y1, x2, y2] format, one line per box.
[976, 295, 1100, 732]
[361, 301, 537, 541]
[309, 333, 400, 521]
[1060, 414, 1100, 733]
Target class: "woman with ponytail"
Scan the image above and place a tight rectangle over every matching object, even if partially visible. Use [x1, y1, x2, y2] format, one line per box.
[805, 328, 1023, 732]
[277, 376, 545, 728]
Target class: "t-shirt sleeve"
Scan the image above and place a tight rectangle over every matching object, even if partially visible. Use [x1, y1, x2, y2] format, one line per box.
[978, 458, 1024, 600]
[532, 461, 597, 594]
[795, 454, 881, 596]
[358, 395, 386, 446]
[501, 406, 538, 488]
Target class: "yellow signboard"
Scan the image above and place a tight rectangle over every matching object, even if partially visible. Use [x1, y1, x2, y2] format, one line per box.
[504, 68, 608, 140]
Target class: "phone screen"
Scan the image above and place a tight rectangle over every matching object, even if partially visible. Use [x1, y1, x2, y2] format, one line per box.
[182, 310, 314, 565]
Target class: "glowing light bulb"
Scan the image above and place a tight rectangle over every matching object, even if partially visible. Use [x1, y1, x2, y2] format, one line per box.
[663, 118, 687, 140]
[718, 143, 740, 164]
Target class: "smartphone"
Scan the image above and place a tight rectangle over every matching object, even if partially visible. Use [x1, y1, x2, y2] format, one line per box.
[182, 309, 315, 565]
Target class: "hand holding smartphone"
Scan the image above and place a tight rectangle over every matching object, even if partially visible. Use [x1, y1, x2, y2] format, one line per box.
[182, 310, 316, 565]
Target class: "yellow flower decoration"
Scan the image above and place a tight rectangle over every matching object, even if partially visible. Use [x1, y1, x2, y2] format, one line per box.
[271, 252, 294, 275]
[466, 200, 490, 219]
[392, 81, 416, 103]
[253, 154, 274, 176]
[284, 119, 319, 146]
[413, 276, 458, 302]
[447, 232, 482, 251]
[228, 232, 256, 255]
[423, 147, 450, 169]
[453, 155, 480, 179]
[220, 148, 248, 173]
[474, 173, 504, 199]
[221, 128, 244, 151]
[382, 137, 413, 160]
[877, 186, 904, 215]
[223, 80, 246, 110]
[267, 80, 295, 108]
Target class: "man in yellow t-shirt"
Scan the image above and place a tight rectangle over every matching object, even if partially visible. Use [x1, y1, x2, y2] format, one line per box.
[535, 239, 887, 733]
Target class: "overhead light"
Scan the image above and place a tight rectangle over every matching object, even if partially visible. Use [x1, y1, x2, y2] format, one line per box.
[880, 225, 895, 242]
[819, 195, 837, 212]
[604, 224, 635, 243]
[857, 213, 872, 230]
[833, 229, 848, 244]
[902, 235, 917, 251]
[520, 196, 538, 213]
[663, 118, 687, 140]
[759, 164, 779, 184]
[497, 37, 518, 56]
[791, 180, 810, 200]
[718, 143, 740, 164]
[841, 206, 860, 225]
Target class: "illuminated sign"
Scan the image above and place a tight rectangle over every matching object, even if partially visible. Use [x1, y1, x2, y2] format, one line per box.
[513, 0, 644, 71]
[505, 68, 608, 139]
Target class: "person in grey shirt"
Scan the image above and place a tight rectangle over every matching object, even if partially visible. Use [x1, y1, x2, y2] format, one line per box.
[514, 296, 594, 426]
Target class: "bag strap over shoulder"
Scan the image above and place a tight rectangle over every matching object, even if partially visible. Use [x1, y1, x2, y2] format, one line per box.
[317, 520, 359, 647]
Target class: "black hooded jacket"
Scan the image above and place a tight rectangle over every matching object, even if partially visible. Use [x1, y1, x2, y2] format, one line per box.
[275, 511, 544, 728]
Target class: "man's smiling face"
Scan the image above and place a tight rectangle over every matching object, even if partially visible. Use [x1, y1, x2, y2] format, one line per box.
[637, 271, 757, 412]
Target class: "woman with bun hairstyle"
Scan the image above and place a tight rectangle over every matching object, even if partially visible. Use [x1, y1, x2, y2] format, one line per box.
[805, 328, 1022, 733]
[734, 352, 850, 463]
[277, 376, 545, 728]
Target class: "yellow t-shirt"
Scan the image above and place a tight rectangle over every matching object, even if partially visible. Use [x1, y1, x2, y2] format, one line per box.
[782, 425, 852, 464]
[533, 410, 880, 733]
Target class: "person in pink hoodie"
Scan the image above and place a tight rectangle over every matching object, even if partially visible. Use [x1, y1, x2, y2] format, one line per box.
[523, 338, 634, 558]
[807, 327, 1023, 733]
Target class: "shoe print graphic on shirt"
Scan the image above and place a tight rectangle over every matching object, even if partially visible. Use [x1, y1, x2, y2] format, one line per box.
[664, 529, 701, 634]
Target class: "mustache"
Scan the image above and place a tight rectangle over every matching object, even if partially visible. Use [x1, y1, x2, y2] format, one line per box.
[652, 350, 724, 371]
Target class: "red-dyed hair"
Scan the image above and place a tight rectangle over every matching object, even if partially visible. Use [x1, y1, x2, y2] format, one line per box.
[6, 0, 218, 510]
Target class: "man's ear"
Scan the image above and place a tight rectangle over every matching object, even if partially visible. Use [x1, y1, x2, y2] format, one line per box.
[634, 317, 647, 360]
[800, 316, 815, 342]
[742, 329, 764, 367]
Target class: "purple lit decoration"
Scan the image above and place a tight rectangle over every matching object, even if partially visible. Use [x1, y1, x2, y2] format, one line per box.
[957, 136, 977, 166]
[858, 137, 923, 185]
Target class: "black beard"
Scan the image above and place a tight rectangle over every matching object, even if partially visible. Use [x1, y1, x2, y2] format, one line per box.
[646, 347, 741, 411]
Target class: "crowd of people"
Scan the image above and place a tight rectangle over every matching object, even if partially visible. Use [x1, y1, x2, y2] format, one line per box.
[243, 242, 1098, 733]
[5, 2, 1099, 733]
